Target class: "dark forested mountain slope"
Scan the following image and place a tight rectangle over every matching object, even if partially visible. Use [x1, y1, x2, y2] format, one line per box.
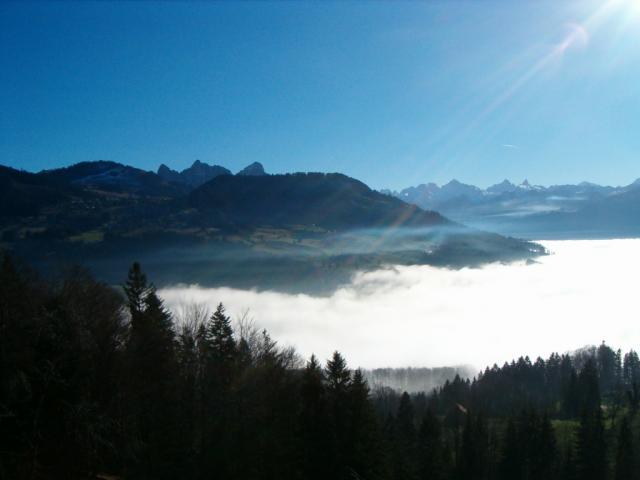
[0, 161, 544, 291]
[189, 172, 447, 230]
[38, 160, 187, 197]
[0, 165, 81, 217]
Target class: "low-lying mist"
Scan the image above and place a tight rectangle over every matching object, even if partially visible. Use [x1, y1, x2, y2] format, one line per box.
[159, 239, 639, 371]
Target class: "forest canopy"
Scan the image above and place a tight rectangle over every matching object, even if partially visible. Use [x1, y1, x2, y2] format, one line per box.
[1, 254, 639, 480]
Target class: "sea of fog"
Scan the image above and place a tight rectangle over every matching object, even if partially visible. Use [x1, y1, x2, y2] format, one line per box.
[159, 239, 639, 371]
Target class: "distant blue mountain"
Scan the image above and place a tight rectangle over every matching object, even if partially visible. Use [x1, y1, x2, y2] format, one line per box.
[157, 160, 268, 187]
[157, 159, 232, 188]
[384, 178, 640, 239]
[236, 161, 267, 176]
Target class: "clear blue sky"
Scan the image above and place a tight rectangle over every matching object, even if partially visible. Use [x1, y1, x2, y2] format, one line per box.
[2, 1, 639, 189]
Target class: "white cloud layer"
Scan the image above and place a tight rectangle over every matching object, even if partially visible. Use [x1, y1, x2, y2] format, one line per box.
[159, 239, 640, 371]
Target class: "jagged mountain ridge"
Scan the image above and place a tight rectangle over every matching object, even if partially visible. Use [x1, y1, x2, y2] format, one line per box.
[0, 160, 544, 292]
[1, 160, 267, 217]
[157, 160, 267, 187]
[157, 160, 233, 188]
[384, 178, 640, 239]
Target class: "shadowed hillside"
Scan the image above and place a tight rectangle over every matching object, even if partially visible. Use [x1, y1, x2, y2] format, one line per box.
[0, 161, 545, 292]
[189, 172, 447, 230]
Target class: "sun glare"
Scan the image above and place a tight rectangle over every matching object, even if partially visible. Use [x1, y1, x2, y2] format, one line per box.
[619, 0, 640, 16]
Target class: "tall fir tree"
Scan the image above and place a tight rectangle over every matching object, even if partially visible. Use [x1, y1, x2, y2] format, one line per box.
[200, 302, 238, 479]
[123, 261, 150, 318]
[530, 413, 558, 480]
[325, 351, 352, 479]
[298, 355, 332, 480]
[205, 303, 236, 364]
[458, 412, 489, 480]
[576, 408, 607, 480]
[418, 408, 446, 480]
[499, 417, 522, 480]
[347, 369, 386, 480]
[578, 359, 601, 414]
[122, 263, 181, 479]
[614, 415, 637, 480]
[394, 392, 418, 480]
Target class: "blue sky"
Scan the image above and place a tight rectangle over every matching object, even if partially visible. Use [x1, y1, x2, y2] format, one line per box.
[1, 1, 639, 190]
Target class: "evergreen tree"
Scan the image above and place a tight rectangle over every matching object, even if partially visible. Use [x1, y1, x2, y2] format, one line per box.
[123, 264, 180, 479]
[298, 355, 332, 480]
[347, 369, 386, 480]
[418, 408, 445, 480]
[562, 369, 580, 418]
[623, 350, 640, 386]
[578, 359, 601, 414]
[576, 408, 607, 480]
[628, 383, 640, 413]
[123, 261, 150, 317]
[324, 351, 352, 479]
[326, 351, 351, 391]
[499, 417, 522, 480]
[596, 342, 617, 395]
[614, 349, 623, 387]
[614, 416, 636, 480]
[199, 303, 239, 478]
[530, 413, 558, 479]
[205, 303, 236, 364]
[8, 255, 640, 480]
[458, 412, 489, 480]
[394, 392, 418, 480]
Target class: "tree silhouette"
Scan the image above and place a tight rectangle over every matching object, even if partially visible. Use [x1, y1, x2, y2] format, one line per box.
[2, 255, 638, 480]
[614, 416, 636, 480]
[576, 408, 607, 480]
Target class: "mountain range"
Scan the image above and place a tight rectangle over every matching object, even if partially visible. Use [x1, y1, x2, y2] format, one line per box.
[157, 160, 267, 188]
[383, 177, 640, 239]
[0, 160, 542, 292]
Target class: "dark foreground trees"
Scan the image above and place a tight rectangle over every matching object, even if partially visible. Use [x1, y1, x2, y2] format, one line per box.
[1, 254, 639, 480]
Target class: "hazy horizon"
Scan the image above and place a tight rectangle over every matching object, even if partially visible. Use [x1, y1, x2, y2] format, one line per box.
[6, 157, 640, 192]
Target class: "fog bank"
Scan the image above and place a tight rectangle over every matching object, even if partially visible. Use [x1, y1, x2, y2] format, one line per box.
[159, 239, 640, 370]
